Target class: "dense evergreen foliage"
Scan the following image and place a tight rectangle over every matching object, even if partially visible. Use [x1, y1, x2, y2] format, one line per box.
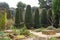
[17, 2, 26, 22]
[25, 5, 32, 29]
[34, 8, 40, 28]
[40, 8, 48, 28]
[15, 8, 20, 28]
[52, 0, 60, 28]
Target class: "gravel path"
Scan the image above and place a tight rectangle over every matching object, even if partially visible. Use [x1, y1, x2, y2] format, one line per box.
[29, 30, 60, 40]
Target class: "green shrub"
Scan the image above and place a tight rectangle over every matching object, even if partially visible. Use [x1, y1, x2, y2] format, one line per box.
[47, 26, 56, 30]
[20, 25, 30, 36]
[34, 27, 46, 32]
[0, 11, 7, 31]
[49, 37, 56, 40]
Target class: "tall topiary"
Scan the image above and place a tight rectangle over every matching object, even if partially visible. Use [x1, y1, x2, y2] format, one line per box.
[15, 8, 20, 28]
[25, 5, 32, 29]
[40, 8, 48, 28]
[0, 10, 7, 31]
[34, 8, 40, 28]
[52, 0, 60, 28]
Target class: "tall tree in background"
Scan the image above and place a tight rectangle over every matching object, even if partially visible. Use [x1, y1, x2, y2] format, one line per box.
[31, 6, 37, 27]
[34, 8, 40, 28]
[40, 8, 48, 28]
[25, 5, 32, 29]
[52, 0, 60, 28]
[31, 6, 37, 13]
[38, 0, 52, 9]
[0, 2, 9, 10]
[17, 1, 26, 11]
[0, 2, 11, 19]
[38, 0, 46, 8]
[15, 8, 20, 28]
[18, 8, 23, 22]
[17, 2, 26, 22]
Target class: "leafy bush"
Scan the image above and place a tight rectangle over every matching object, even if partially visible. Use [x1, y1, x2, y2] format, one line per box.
[47, 26, 56, 30]
[5, 19, 13, 29]
[20, 25, 30, 36]
[34, 27, 46, 32]
[0, 11, 7, 31]
[49, 37, 56, 40]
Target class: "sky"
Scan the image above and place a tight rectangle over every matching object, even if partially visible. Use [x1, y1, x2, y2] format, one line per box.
[0, 0, 39, 8]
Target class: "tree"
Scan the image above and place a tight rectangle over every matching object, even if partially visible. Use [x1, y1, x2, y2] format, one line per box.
[38, 0, 52, 9]
[38, 0, 46, 8]
[0, 2, 10, 19]
[0, 2, 9, 10]
[19, 8, 23, 22]
[31, 7, 37, 27]
[0, 10, 7, 31]
[40, 8, 48, 28]
[17, 2, 26, 22]
[14, 8, 20, 28]
[9, 8, 16, 18]
[31, 6, 37, 13]
[52, 0, 60, 28]
[34, 8, 40, 28]
[25, 5, 32, 29]
[47, 9, 53, 26]
[17, 1, 26, 11]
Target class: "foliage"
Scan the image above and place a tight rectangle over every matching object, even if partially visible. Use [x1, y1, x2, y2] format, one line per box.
[5, 19, 13, 29]
[38, 0, 46, 8]
[31, 6, 37, 13]
[25, 5, 32, 29]
[19, 8, 23, 22]
[52, 0, 60, 28]
[38, 0, 52, 9]
[7, 10, 12, 19]
[0, 11, 7, 31]
[40, 8, 48, 28]
[47, 26, 56, 30]
[19, 25, 30, 36]
[17, 1, 26, 8]
[34, 27, 46, 32]
[14, 8, 20, 28]
[49, 37, 56, 40]
[17, 1, 26, 22]
[0, 2, 9, 10]
[47, 9, 53, 26]
[17, 2, 25, 22]
[34, 8, 40, 28]
[17, 1, 26, 11]
[3, 37, 10, 40]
